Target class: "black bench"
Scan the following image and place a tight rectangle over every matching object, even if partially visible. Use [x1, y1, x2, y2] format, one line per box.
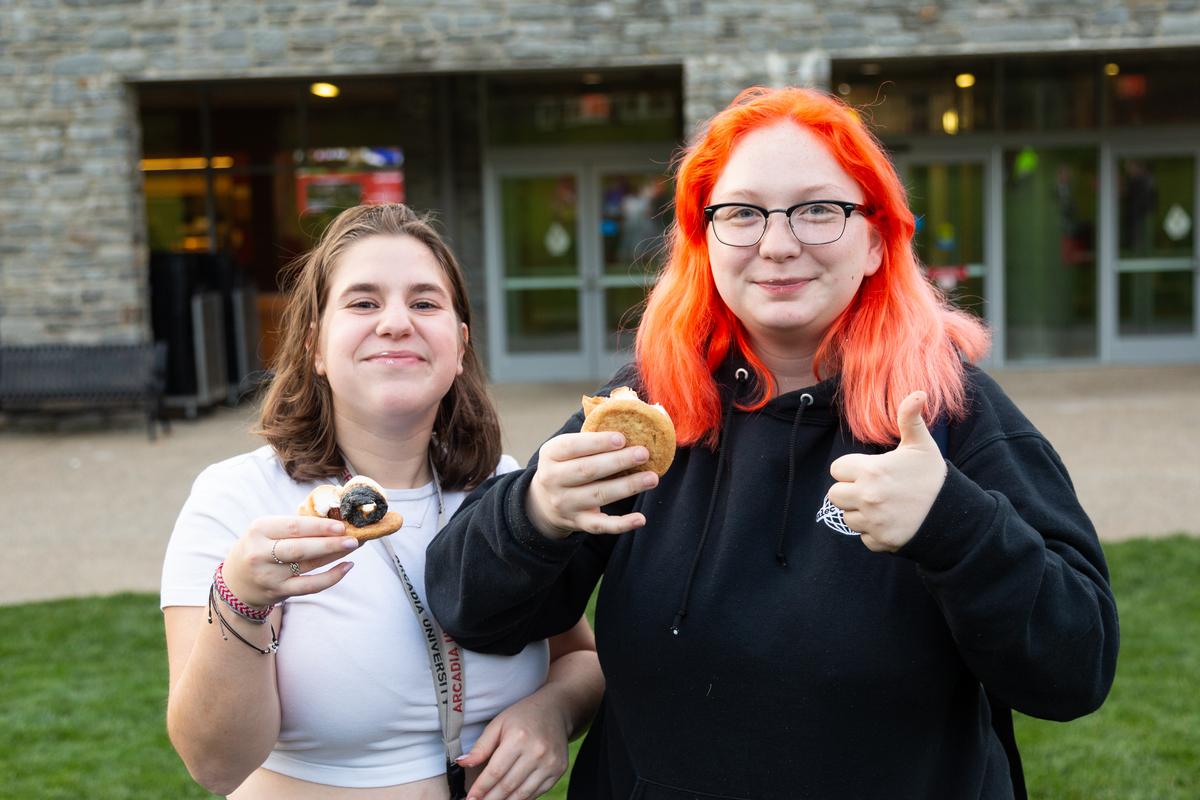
[0, 343, 169, 440]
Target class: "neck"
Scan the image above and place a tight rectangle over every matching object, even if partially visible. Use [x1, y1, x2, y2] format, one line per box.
[334, 412, 435, 489]
[748, 334, 819, 396]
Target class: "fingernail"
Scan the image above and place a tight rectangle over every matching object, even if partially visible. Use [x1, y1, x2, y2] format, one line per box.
[642, 473, 657, 488]
[328, 520, 345, 533]
[342, 537, 359, 550]
[633, 447, 649, 463]
[611, 433, 625, 447]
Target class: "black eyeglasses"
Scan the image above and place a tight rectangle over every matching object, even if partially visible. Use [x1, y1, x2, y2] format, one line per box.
[703, 201, 873, 247]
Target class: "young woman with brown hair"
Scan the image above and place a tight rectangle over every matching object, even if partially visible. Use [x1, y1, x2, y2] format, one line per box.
[162, 203, 602, 799]
[426, 88, 1119, 799]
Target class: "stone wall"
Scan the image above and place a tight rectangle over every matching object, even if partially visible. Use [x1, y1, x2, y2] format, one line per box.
[2, 0, 1199, 344]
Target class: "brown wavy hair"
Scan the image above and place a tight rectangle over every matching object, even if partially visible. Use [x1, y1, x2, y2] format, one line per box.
[256, 204, 501, 490]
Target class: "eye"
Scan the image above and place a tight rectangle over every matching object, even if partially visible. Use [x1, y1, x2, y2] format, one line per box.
[794, 203, 841, 221]
[348, 298, 379, 310]
[715, 205, 762, 225]
[411, 298, 441, 311]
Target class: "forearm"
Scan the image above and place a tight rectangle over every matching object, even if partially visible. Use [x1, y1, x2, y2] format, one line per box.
[428, 469, 608, 653]
[165, 606, 281, 795]
[539, 648, 605, 741]
[900, 461, 1118, 718]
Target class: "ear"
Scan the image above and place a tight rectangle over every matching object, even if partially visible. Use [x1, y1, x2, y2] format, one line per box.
[457, 322, 468, 374]
[308, 322, 326, 376]
[862, 223, 884, 277]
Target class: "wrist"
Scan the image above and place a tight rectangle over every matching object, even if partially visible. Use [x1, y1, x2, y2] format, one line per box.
[526, 480, 571, 541]
[214, 562, 275, 622]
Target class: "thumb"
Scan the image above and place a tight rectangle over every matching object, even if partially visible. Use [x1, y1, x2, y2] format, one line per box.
[455, 717, 501, 767]
[896, 391, 936, 449]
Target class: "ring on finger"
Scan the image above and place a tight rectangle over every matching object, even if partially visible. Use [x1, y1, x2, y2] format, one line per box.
[270, 540, 286, 566]
[288, 561, 302, 577]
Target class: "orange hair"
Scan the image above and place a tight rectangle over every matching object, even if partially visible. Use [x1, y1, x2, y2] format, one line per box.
[636, 86, 990, 447]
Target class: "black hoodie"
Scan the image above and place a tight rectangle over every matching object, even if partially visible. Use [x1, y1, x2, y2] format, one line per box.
[426, 361, 1118, 799]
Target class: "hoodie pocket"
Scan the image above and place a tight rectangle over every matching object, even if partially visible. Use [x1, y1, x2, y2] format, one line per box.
[629, 777, 751, 800]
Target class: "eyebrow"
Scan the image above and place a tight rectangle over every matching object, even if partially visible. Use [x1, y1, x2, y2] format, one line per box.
[720, 184, 848, 202]
[335, 281, 450, 301]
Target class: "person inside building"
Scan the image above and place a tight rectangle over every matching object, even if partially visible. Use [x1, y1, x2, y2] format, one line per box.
[161, 203, 603, 800]
[425, 87, 1119, 799]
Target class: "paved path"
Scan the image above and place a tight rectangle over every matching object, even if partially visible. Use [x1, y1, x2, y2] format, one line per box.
[2, 365, 1197, 605]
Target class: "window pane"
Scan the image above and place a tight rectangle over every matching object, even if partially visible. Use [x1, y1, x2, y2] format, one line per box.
[1118, 271, 1195, 336]
[1104, 50, 1200, 127]
[908, 162, 986, 317]
[1004, 147, 1098, 359]
[506, 289, 580, 353]
[605, 285, 649, 353]
[1118, 156, 1195, 259]
[600, 172, 671, 277]
[834, 59, 995, 136]
[487, 69, 681, 146]
[1001, 57, 1097, 131]
[500, 175, 578, 278]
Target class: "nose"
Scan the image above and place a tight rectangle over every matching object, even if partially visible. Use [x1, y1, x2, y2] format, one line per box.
[375, 304, 414, 337]
[757, 211, 802, 261]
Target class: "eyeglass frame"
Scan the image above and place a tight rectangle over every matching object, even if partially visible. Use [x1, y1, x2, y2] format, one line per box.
[703, 200, 874, 247]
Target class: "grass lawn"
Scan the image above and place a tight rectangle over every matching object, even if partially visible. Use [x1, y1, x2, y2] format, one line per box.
[1, 536, 1196, 799]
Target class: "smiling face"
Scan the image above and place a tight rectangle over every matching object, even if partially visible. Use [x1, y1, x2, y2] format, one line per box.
[313, 234, 466, 431]
[706, 121, 883, 362]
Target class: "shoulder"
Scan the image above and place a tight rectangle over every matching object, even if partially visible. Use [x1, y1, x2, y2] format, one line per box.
[192, 445, 295, 493]
[186, 445, 311, 518]
[950, 365, 1054, 467]
[493, 454, 522, 477]
[600, 362, 645, 395]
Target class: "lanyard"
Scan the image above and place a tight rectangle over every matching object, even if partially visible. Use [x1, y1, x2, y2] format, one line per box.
[341, 459, 467, 798]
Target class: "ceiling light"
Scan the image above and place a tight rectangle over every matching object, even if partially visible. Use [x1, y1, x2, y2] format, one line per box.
[955, 73, 976, 89]
[941, 109, 959, 136]
[1104, 63, 1120, 77]
[310, 82, 340, 98]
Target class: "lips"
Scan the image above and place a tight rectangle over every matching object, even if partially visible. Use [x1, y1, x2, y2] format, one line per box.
[754, 277, 814, 293]
[364, 350, 425, 364]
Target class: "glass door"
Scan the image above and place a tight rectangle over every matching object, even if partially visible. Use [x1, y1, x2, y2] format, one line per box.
[1002, 146, 1099, 361]
[898, 153, 997, 363]
[1107, 149, 1198, 360]
[905, 159, 989, 318]
[485, 148, 670, 381]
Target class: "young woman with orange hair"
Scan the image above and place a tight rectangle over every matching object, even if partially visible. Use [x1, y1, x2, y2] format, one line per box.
[427, 88, 1118, 799]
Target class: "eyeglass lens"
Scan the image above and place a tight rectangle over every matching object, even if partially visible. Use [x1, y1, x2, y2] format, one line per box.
[710, 203, 849, 246]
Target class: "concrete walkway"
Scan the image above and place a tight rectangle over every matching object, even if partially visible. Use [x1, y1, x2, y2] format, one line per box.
[2, 364, 1197, 605]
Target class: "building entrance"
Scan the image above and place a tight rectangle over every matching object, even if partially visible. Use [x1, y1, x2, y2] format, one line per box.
[484, 147, 672, 381]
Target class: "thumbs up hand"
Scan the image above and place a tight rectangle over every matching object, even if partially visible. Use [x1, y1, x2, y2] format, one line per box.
[827, 392, 948, 553]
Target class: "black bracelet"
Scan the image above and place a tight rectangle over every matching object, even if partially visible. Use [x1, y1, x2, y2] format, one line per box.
[208, 585, 279, 655]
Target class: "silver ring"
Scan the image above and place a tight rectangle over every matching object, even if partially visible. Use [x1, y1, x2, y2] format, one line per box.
[270, 540, 286, 566]
[289, 561, 302, 577]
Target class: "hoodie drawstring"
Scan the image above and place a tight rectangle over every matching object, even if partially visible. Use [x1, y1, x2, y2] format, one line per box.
[774, 392, 814, 567]
[669, 367, 749, 636]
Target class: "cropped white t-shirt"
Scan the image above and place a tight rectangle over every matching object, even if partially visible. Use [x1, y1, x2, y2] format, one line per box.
[161, 446, 549, 788]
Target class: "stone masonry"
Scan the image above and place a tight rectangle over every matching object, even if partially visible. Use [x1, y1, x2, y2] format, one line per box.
[2, 0, 1199, 345]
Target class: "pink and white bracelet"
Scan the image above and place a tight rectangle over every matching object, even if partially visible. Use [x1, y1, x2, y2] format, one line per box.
[213, 561, 275, 623]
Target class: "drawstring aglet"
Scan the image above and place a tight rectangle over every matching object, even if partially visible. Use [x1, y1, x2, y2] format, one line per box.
[670, 611, 685, 635]
[776, 553, 788, 567]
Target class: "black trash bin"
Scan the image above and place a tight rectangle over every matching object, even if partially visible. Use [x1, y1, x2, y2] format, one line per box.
[149, 251, 229, 417]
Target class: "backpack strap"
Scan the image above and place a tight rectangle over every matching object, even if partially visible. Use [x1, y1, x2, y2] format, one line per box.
[927, 417, 1027, 800]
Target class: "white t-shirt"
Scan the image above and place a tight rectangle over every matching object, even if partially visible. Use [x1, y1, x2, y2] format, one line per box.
[161, 445, 549, 788]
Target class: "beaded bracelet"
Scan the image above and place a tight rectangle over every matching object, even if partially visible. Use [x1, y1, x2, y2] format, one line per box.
[213, 561, 275, 623]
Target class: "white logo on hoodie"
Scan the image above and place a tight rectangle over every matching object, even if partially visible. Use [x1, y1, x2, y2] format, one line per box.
[817, 494, 861, 536]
